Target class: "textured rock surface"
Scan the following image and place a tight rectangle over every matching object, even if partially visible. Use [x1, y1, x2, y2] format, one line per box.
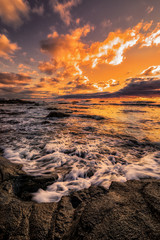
[46, 111, 70, 118]
[0, 155, 160, 240]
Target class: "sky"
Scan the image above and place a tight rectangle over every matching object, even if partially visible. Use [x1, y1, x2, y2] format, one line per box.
[0, 0, 160, 99]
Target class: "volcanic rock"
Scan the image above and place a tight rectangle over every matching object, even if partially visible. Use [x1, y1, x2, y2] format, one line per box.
[0, 155, 160, 240]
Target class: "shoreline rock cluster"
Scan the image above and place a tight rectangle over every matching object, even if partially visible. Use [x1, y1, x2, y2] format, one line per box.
[0, 155, 160, 240]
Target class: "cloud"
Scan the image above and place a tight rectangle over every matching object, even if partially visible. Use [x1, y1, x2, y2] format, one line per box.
[146, 6, 154, 14]
[142, 26, 160, 47]
[0, 0, 30, 28]
[0, 86, 36, 99]
[18, 64, 30, 71]
[40, 77, 60, 84]
[101, 19, 112, 28]
[38, 61, 57, 75]
[92, 79, 119, 92]
[40, 22, 142, 90]
[32, 4, 44, 16]
[50, 0, 82, 25]
[0, 34, 20, 60]
[40, 22, 144, 74]
[59, 81, 95, 94]
[116, 77, 160, 96]
[40, 24, 92, 80]
[125, 16, 133, 22]
[140, 65, 160, 76]
[0, 72, 32, 85]
[62, 77, 160, 98]
[143, 21, 153, 31]
[41, 24, 91, 56]
[30, 58, 35, 63]
[40, 21, 160, 95]
[0, 72, 57, 99]
[88, 24, 141, 67]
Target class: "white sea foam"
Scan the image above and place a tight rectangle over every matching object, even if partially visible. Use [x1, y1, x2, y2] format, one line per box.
[32, 151, 160, 202]
[1, 101, 160, 203]
[5, 142, 160, 202]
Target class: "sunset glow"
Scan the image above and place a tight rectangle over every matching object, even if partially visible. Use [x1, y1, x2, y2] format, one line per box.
[0, 0, 160, 99]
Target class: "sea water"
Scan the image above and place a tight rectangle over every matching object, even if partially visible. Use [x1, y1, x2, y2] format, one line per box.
[0, 98, 160, 202]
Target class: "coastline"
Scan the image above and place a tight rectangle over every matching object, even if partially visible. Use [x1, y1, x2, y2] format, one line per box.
[0, 155, 160, 240]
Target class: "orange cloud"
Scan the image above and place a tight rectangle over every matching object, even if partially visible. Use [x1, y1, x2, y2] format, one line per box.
[40, 24, 93, 87]
[140, 65, 160, 76]
[0, 72, 31, 86]
[87, 23, 142, 68]
[50, 0, 81, 25]
[38, 61, 58, 75]
[142, 25, 160, 47]
[0, 34, 20, 61]
[39, 21, 160, 94]
[18, 64, 30, 71]
[143, 20, 153, 31]
[0, 0, 30, 28]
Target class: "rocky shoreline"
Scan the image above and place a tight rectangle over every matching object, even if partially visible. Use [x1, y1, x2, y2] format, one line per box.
[0, 155, 160, 240]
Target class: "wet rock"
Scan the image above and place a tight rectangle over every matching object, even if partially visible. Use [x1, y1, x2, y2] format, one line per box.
[86, 169, 95, 178]
[0, 99, 35, 105]
[62, 148, 76, 155]
[6, 120, 19, 124]
[83, 126, 96, 132]
[77, 114, 105, 120]
[122, 109, 146, 113]
[41, 120, 50, 124]
[15, 174, 58, 201]
[0, 109, 26, 115]
[46, 107, 59, 111]
[0, 156, 160, 240]
[72, 101, 79, 104]
[46, 111, 70, 118]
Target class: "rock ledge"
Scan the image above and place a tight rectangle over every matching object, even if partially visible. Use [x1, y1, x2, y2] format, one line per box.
[0, 156, 160, 240]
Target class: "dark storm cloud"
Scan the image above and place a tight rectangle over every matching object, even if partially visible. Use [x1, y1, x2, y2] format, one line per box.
[0, 86, 35, 99]
[0, 85, 51, 99]
[40, 38, 57, 52]
[61, 78, 160, 98]
[0, 72, 32, 85]
[117, 78, 160, 96]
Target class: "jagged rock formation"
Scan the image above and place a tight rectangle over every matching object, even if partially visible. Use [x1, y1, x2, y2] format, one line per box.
[0, 155, 160, 240]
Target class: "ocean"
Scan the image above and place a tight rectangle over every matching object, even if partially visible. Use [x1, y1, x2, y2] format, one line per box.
[0, 98, 160, 202]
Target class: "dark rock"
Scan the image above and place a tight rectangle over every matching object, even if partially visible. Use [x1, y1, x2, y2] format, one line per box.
[0, 109, 26, 115]
[7, 120, 19, 124]
[86, 169, 95, 178]
[72, 101, 79, 104]
[0, 156, 160, 240]
[77, 114, 105, 120]
[14, 174, 58, 201]
[83, 126, 96, 131]
[41, 120, 50, 124]
[46, 107, 59, 111]
[0, 99, 35, 105]
[46, 111, 70, 118]
[122, 109, 146, 113]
